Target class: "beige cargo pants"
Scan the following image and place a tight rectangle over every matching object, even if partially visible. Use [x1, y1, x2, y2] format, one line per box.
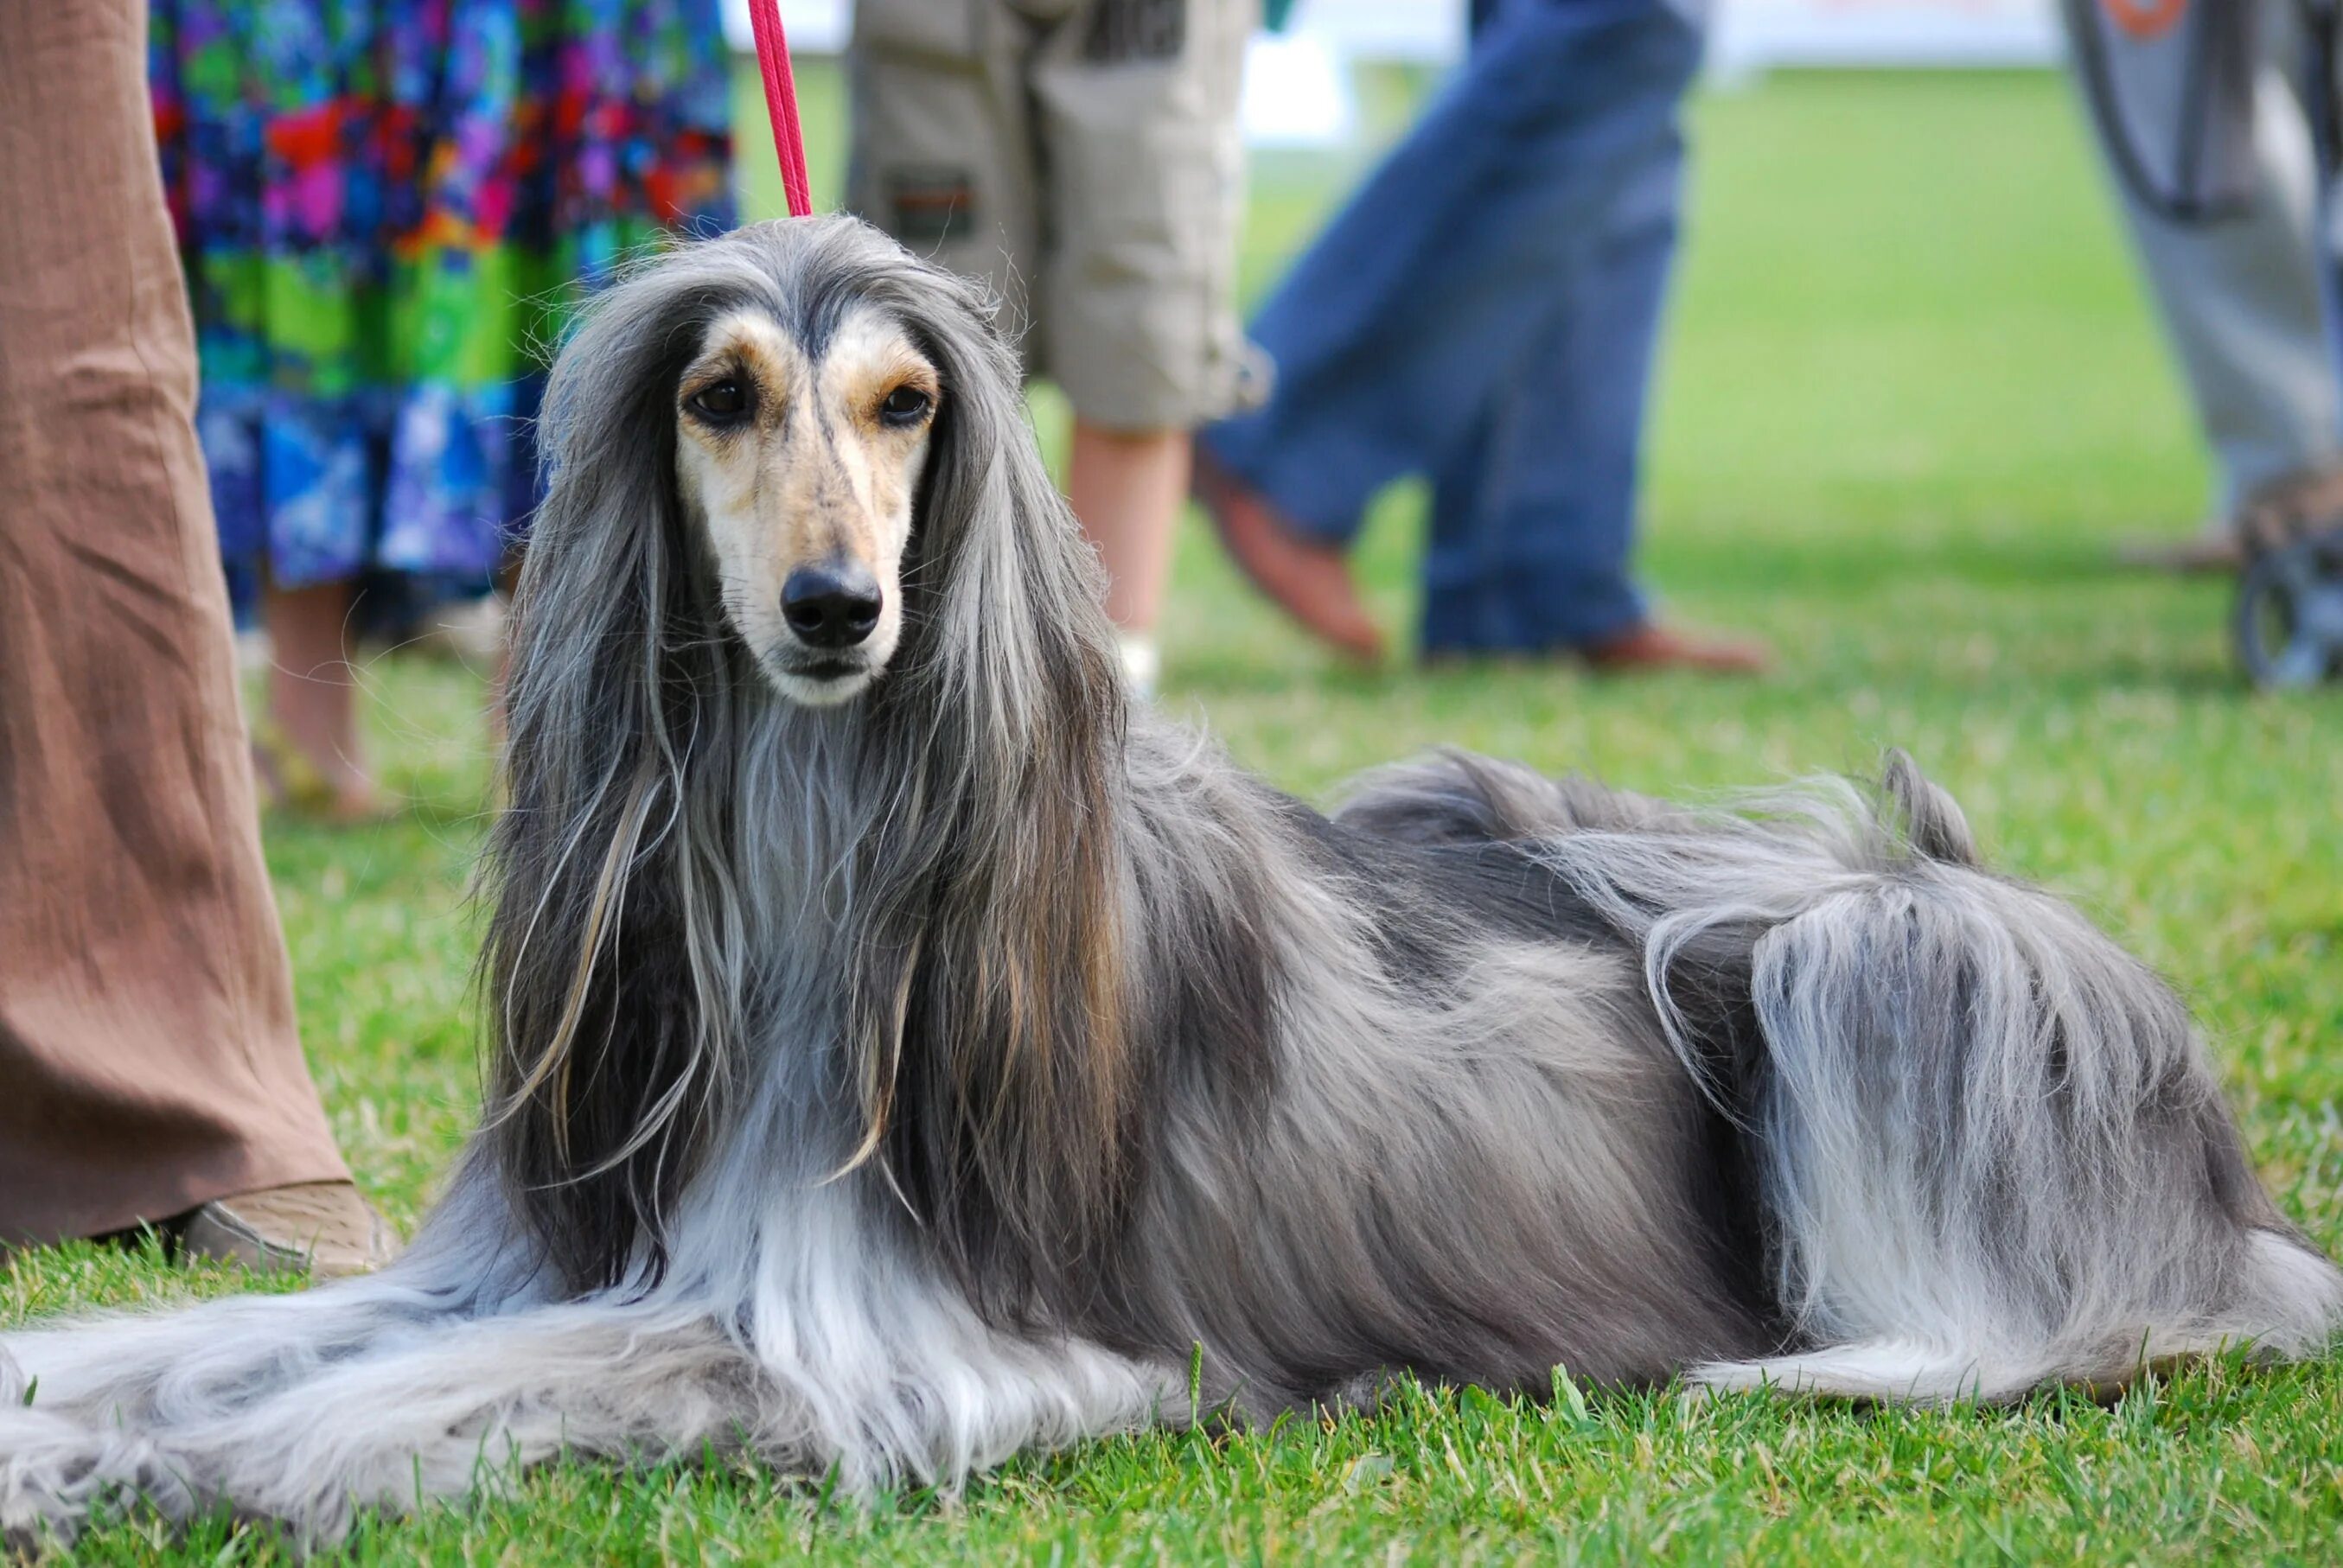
[849, 0, 1258, 431]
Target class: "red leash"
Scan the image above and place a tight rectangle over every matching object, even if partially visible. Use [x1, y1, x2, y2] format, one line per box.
[744, 0, 814, 218]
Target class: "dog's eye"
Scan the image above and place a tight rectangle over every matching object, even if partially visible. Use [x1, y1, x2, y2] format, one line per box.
[691, 379, 750, 420]
[879, 386, 932, 427]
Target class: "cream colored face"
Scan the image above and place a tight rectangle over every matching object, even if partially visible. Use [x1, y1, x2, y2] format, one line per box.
[673, 305, 941, 706]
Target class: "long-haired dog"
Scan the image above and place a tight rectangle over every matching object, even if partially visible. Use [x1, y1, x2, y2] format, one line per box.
[3, 218, 2335, 1544]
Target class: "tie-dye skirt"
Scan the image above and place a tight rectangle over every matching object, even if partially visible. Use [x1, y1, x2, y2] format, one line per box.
[150, 0, 736, 605]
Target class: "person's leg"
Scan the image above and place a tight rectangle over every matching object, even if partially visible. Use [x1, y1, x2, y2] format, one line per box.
[1419, 151, 1767, 668]
[1067, 424, 1191, 669]
[1417, 398, 1506, 647]
[1201, 0, 1707, 545]
[261, 578, 380, 818]
[0, 0, 376, 1262]
[1030, 0, 1255, 691]
[1196, 0, 1711, 658]
[1417, 119, 1657, 650]
[2067, 0, 2341, 535]
[1486, 185, 1666, 653]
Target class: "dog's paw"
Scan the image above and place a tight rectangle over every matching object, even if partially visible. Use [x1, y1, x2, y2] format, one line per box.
[0, 1410, 194, 1550]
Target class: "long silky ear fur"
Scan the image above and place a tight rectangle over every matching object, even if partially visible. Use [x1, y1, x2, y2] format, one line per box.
[840, 253, 1137, 1322]
[480, 218, 1136, 1307]
[480, 245, 768, 1296]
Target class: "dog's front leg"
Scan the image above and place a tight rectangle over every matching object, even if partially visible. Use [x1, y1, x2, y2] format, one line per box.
[22, 1297, 781, 1546]
[0, 1270, 500, 1548]
[0, 1152, 542, 1545]
[0, 1152, 525, 1425]
[0, 1281, 786, 1547]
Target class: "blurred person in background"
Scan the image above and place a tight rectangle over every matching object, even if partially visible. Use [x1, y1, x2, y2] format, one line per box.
[150, 0, 735, 819]
[1194, 0, 1767, 672]
[849, 0, 1261, 698]
[2065, 0, 2343, 570]
[2, 1, 389, 1275]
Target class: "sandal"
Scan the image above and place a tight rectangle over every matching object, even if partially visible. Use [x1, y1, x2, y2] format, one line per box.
[248, 717, 399, 825]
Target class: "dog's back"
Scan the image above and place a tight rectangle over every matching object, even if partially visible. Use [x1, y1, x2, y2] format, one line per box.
[1331, 749, 2343, 1400]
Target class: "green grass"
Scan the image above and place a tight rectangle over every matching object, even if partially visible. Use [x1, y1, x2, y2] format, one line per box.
[16, 66, 2343, 1563]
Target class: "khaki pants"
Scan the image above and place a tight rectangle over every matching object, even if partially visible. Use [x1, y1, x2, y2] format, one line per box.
[0, 0, 348, 1244]
[849, 0, 1256, 430]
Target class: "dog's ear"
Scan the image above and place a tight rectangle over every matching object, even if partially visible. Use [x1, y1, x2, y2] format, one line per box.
[481, 263, 743, 1297]
[846, 266, 1136, 1317]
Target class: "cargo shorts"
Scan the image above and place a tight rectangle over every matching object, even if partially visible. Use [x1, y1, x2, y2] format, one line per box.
[848, 0, 1259, 431]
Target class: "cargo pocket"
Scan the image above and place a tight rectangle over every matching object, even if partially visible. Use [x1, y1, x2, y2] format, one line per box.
[849, 0, 991, 248]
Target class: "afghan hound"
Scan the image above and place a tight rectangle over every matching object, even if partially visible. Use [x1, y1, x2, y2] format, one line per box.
[2, 217, 2335, 1546]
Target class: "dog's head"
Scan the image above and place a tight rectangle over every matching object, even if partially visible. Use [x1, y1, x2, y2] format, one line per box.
[517, 215, 1111, 717]
[671, 300, 940, 704]
[489, 219, 1130, 1296]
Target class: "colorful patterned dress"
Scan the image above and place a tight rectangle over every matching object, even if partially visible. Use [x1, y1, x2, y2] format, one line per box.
[150, 0, 735, 606]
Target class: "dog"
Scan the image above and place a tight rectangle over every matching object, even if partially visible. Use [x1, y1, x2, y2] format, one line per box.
[2, 217, 2334, 1545]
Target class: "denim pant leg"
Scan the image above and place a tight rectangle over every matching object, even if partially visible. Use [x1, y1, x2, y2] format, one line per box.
[1198, 0, 1705, 545]
[1419, 109, 1685, 653]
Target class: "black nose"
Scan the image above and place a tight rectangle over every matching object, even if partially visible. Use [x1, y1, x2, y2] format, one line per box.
[780, 562, 883, 649]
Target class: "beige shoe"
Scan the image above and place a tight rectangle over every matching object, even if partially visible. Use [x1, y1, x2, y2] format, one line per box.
[178, 1182, 399, 1280]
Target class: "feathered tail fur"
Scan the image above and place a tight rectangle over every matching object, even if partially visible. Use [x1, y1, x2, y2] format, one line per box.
[1341, 749, 2343, 1400]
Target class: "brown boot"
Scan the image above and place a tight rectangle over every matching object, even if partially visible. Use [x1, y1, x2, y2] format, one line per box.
[1193, 449, 1385, 662]
[177, 1181, 399, 1279]
[2113, 531, 2243, 575]
[1581, 621, 1772, 675]
[2116, 464, 2343, 574]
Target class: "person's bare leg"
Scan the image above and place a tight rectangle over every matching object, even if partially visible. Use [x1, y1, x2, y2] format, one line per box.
[263, 580, 378, 818]
[1068, 420, 1190, 693]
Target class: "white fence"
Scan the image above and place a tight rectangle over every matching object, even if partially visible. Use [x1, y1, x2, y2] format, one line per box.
[1710, 0, 2060, 77]
[725, 0, 2062, 66]
[1261, 0, 2061, 68]
[725, 0, 2066, 147]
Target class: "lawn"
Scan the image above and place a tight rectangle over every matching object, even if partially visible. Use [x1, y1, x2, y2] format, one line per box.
[12, 62, 2343, 1565]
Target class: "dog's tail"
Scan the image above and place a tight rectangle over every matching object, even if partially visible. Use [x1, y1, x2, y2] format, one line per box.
[1350, 750, 2343, 1401]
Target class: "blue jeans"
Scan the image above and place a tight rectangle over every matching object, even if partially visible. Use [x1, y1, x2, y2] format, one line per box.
[1201, 0, 1703, 653]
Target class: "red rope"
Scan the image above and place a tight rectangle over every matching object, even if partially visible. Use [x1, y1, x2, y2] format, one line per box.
[745, 0, 813, 218]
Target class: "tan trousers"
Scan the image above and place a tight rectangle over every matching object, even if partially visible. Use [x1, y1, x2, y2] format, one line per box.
[0, 0, 348, 1244]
